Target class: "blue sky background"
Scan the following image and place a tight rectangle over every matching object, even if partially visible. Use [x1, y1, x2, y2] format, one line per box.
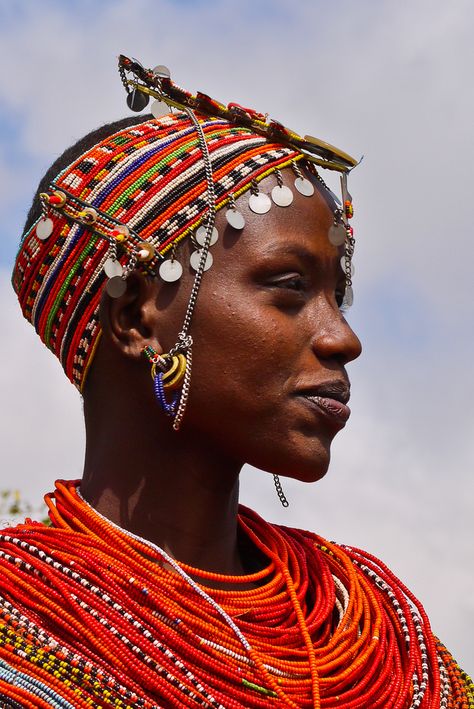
[0, 0, 473, 670]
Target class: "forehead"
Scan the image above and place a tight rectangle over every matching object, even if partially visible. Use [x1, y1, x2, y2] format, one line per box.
[209, 167, 339, 274]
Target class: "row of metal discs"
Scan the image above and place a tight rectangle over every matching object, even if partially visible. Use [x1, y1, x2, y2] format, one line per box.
[103, 176, 350, 292]
[158, 175, 320, 283]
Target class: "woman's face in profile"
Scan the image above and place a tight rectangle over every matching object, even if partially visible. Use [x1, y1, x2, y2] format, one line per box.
[152, 169, 362, 481]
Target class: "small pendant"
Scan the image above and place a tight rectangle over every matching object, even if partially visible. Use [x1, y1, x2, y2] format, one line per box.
[294, 177, 315, 196]
[343, 285, 354, 308]
[106, 276, 127, 298]
[225, 209, 245, 230]
[126, 89, 149, 112]
[103, 257, 124, 278]
[271, 185, 294, 207]
[328, 223, 346, 246]
[248, 192, 271, 214]
[36, 217, 54, 240]
[195, 225, 219, 247]
[159, 259, 183, 282]
[190, 250, 213, 272]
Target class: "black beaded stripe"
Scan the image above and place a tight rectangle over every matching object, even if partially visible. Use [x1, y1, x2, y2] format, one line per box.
[131, 145, 291, 238]
[0, 693, 27, 708]
[60, 281, 103, 384]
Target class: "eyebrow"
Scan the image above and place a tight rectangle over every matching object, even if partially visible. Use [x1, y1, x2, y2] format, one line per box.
[261, 244, 322, 268]
[259, 243, 345, 279]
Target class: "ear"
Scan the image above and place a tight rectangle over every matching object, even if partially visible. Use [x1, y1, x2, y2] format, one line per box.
[99, 272, 163, 360]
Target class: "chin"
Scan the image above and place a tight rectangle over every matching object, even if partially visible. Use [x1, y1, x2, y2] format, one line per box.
[249, 437, 332, 485]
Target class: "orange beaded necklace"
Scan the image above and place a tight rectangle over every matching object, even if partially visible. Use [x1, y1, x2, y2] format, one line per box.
[0, 479, 471, 708]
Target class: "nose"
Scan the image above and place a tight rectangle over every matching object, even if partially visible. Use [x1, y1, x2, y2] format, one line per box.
[310, 299, 362, 365]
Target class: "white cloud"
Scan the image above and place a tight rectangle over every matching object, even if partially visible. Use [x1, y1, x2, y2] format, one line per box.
[0, 0, 473, 672]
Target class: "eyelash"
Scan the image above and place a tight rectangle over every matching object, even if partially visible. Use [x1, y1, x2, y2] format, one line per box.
[270, 275, 349, 313]
[275, 275, 306, 292]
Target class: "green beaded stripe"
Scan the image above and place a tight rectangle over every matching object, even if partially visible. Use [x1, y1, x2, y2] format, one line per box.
[44, 235, 100, 347]
[106, 127, 248, 215]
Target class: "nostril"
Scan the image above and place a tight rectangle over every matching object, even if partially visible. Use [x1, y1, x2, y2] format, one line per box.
[311, 315, 362, 365]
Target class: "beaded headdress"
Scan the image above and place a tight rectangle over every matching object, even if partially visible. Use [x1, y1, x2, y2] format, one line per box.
[13, 54, 358, 429]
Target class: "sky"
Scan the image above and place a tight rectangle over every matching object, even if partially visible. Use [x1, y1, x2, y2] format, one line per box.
[0, 0, 473, 671]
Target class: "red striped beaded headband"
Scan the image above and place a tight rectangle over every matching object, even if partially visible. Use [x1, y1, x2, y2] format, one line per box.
[12, 55, 357, 430]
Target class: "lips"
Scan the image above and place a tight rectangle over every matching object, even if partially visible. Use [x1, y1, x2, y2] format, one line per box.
[302, 394, 351, 424]
[296, 380, 351, 426]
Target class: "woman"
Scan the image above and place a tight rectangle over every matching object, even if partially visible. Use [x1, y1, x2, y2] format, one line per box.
[0, 56, 471, 708]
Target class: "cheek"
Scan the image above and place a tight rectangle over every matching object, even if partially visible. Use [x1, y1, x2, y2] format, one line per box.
[188, 298, 290, 418]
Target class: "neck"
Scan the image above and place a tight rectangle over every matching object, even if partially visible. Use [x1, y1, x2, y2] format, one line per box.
[81, 404, 248, 577]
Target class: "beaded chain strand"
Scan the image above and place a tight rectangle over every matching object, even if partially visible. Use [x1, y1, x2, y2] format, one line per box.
[0, 480, 472, 708]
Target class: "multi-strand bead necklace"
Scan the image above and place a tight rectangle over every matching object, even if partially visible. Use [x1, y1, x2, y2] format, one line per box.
[0, 480, 471, 708]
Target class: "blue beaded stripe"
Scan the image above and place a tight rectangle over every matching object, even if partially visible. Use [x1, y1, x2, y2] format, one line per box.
[32, 223, 90, 333]
[0, 658, 75, 708]
[137, 146, 293, 243]
[88, 126, 199, 206]
[153, 373, 179, 416]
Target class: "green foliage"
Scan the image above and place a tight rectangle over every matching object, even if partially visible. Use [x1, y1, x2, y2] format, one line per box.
[0, 489, 49, 526]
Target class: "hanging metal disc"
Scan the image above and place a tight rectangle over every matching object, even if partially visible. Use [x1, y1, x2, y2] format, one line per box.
[153, 65, 171, 79]
[103, 258, 124, 278]
[248, 192, 271, 214]
[106, 276, 127, 298]
[271, 185, 294, 207]
[195, 225, 219, 247]
[36, 218, 54, 240]
[328, 223, 346, 246]
[126, 88, 149, 112]
[294, 177, 315, 197]
[343, 285, 354, 308]
[190, 250, 213, 272]
[159, 259, 183, 282]
[151, 99, 169, 118]
[225, 208, 245, 230]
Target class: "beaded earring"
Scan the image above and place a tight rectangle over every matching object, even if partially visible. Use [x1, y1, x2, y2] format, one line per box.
[142, 345, 192, 429]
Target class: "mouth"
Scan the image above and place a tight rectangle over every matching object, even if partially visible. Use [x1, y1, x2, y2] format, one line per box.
[297, 381, 351, 427]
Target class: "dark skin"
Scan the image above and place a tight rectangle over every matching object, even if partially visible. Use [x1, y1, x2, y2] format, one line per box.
[81, 169, 361, 579]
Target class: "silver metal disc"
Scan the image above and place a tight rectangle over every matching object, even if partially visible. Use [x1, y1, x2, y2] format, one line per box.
[271, 185, 294, 207]
[159, 259, 183, 282]
[248, 192, 271, 214]
[340, 255, 355, 276]
[342, 285, 354, 308]
[153, 64, 171, 79]
[195, 225, 218, 247]
[106, 276, 127, 298]
[225, 208, 245, 230]
[190, 250, 213, 272]
[126, 89, 149, 112]
[151, 100, 169, 119]
[294, 177, 315, 197]
[36, 217, 53, 240]
[103, 257, 124, 278]
[328, 223, 346, 246]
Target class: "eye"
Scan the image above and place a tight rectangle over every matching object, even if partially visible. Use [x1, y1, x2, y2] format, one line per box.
[269, 273, 307, 292]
